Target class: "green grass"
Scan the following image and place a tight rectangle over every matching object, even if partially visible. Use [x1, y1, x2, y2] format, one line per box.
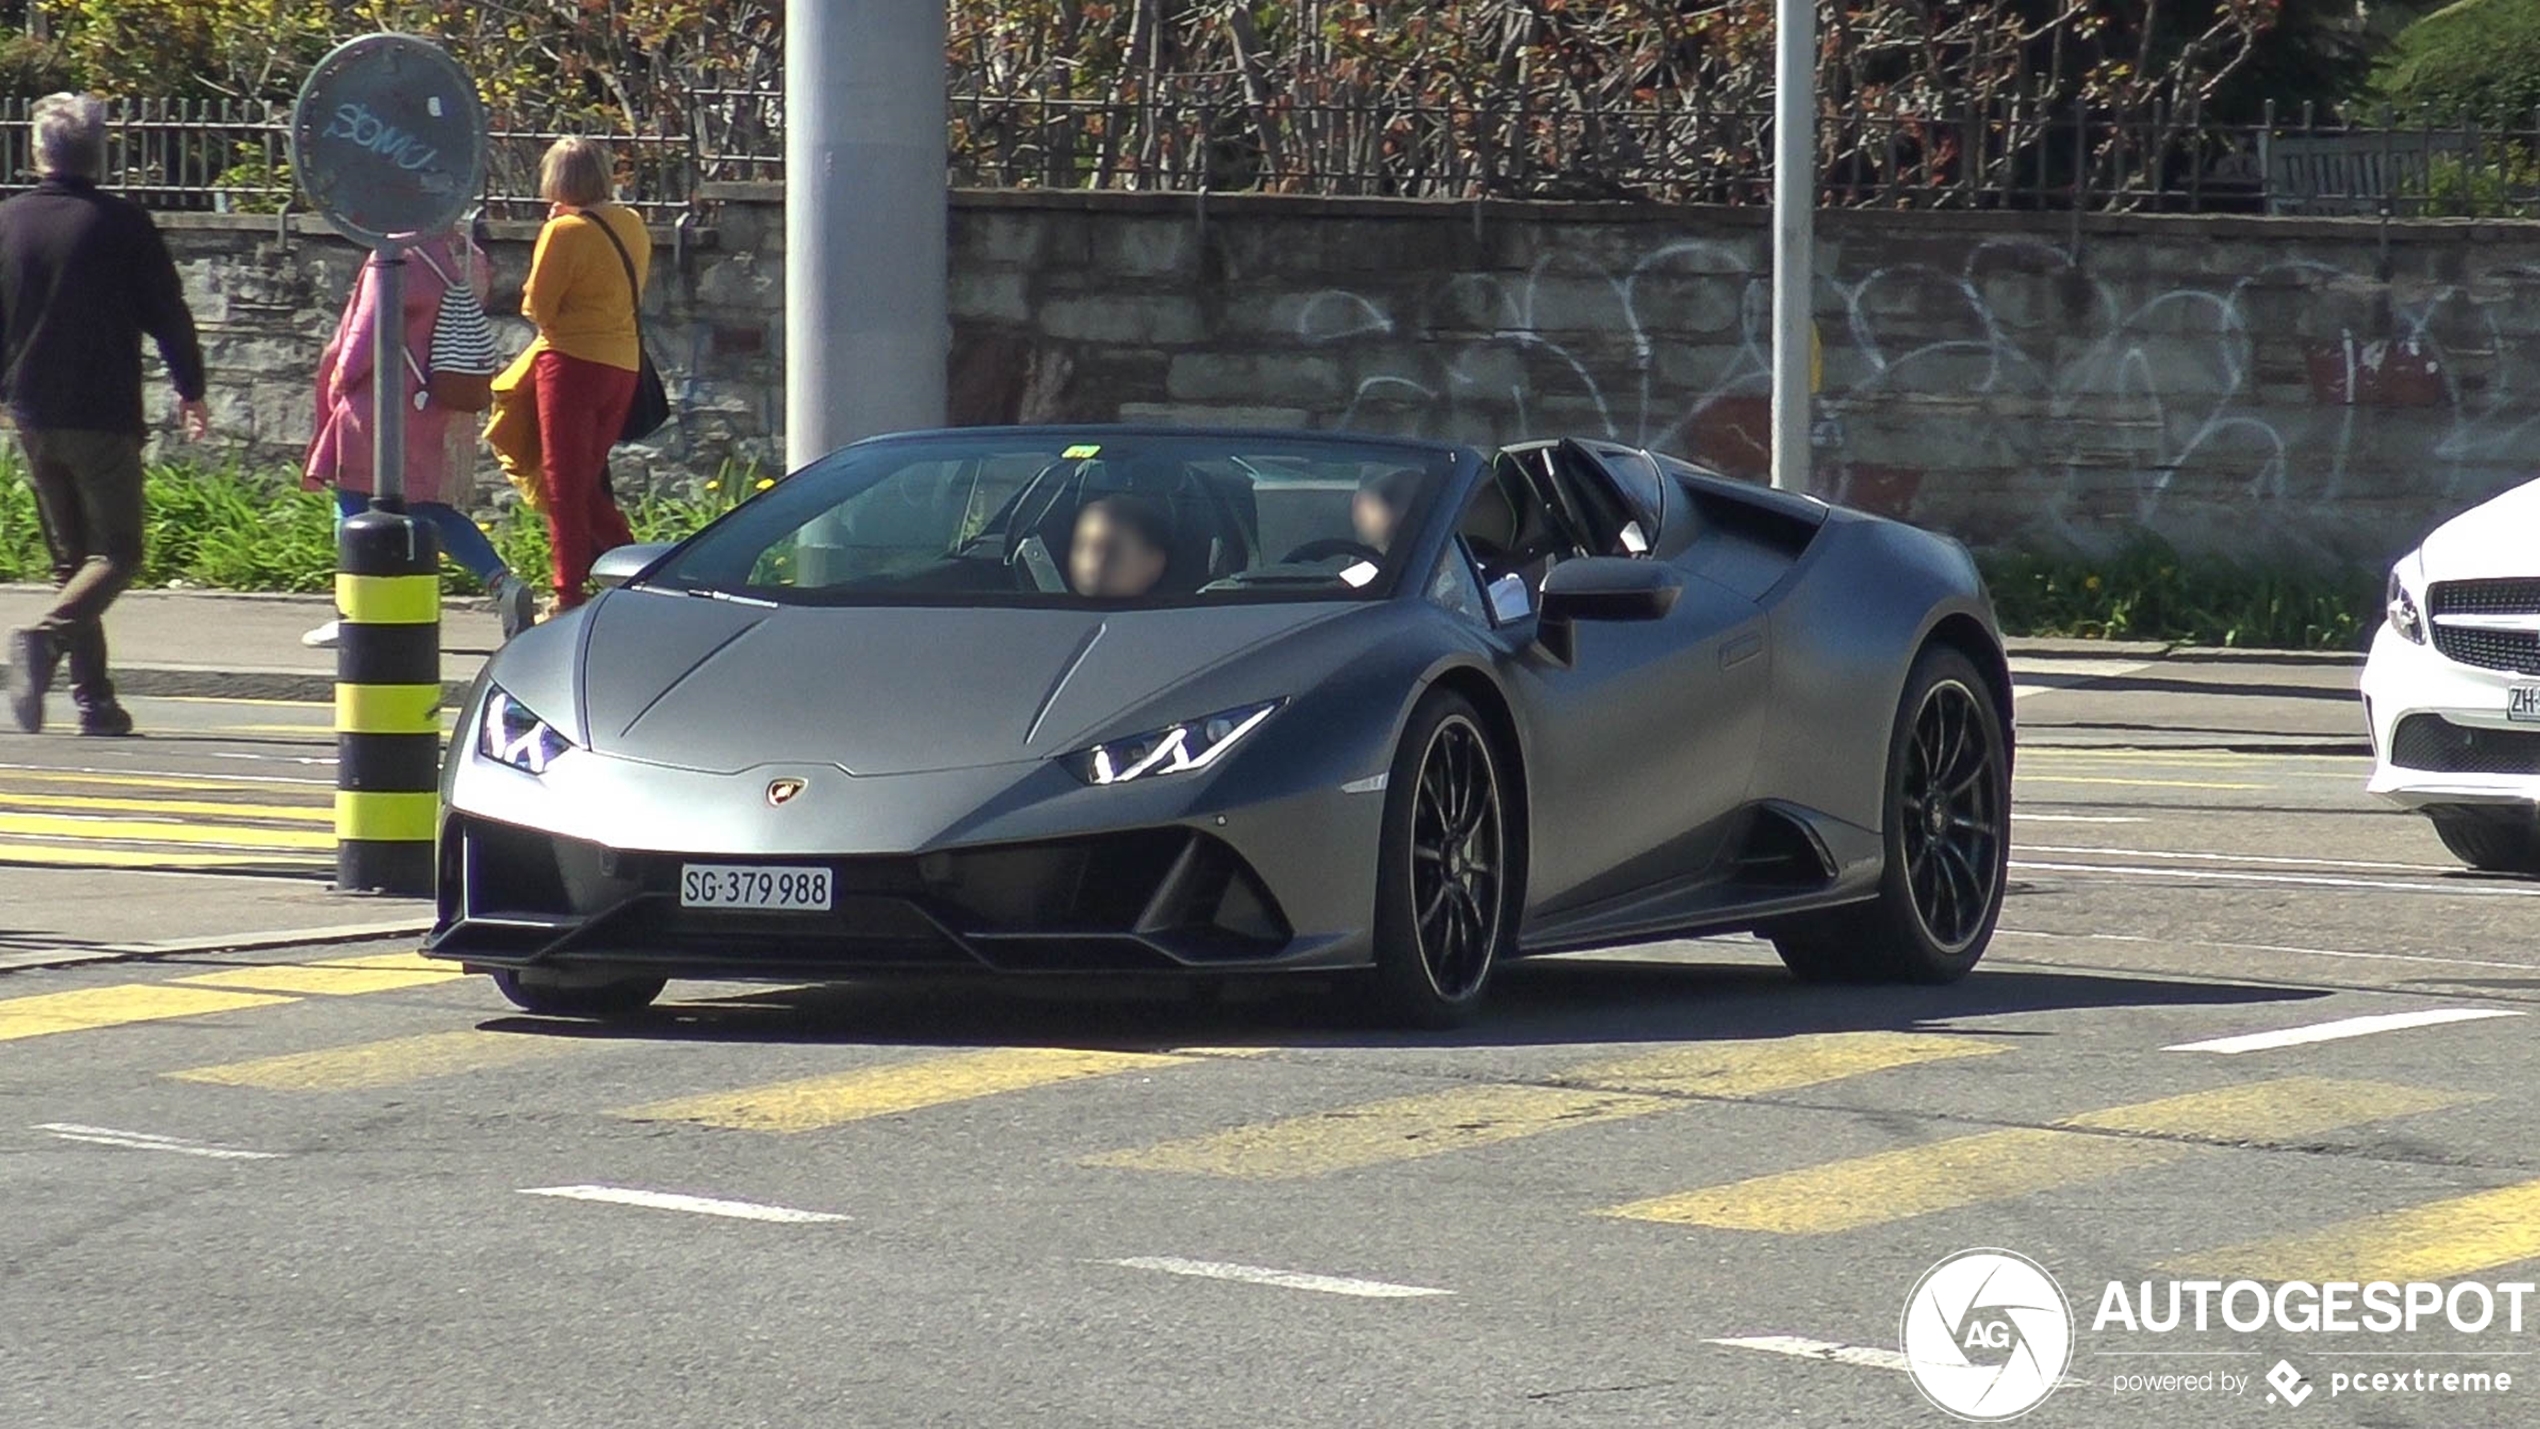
[1, 459, 2377, 649]
[1976, 537, 2377, 651]
[0, 456, 759, 597]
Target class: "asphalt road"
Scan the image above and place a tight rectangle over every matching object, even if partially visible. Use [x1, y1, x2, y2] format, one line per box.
[6, 654, 2540, 1428]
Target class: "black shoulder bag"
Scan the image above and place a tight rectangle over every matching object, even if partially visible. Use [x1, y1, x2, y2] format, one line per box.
[580, 211, 671, 443]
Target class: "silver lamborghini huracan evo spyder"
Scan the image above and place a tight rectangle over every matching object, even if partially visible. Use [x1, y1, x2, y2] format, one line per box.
[426, 427, 2013, 1026]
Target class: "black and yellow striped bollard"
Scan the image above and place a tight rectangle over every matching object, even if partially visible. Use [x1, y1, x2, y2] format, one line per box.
[335, 504, 442, 894]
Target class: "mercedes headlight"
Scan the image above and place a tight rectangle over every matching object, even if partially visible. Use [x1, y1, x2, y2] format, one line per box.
[2386, 567, 2425, 645]
[476, 687, 574, 775]
[1067, 700, 1283, 785]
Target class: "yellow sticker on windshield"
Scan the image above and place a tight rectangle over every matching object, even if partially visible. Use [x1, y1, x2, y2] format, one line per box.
[1062, 443, 1102, 459]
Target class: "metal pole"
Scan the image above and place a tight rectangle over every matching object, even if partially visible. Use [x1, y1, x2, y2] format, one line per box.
[335, 240, 439, 896]
[786, 0, 949, 472]
[1769, 0, 1815, 494]
[370, 244, 408, 507]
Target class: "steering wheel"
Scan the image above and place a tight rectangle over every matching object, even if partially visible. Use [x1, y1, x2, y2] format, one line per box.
[1280, 537, 1384, 566]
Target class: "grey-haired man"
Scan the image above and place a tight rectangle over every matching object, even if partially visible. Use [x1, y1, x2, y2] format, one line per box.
[1, 92, 209, 736]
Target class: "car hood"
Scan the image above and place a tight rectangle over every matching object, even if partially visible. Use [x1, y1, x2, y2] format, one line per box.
[570, 590, 1353, 775]
[2418, 477, 2540, 578]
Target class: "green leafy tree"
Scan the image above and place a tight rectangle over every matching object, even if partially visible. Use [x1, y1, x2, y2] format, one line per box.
[2373, 0, 2540, 119]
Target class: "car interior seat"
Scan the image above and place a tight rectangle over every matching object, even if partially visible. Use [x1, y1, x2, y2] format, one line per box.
[1022, 457, 1249, 594]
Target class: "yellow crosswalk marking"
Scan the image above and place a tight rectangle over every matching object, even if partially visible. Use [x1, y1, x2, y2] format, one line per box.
[175, 953, 459, 997]
[2062, 1078, 2468, 1139]
[0, 984, 296, 1043]
[1087, 1082, 1672, 1179]
[0, 842, 327, 869]
[2176, 1180, 2540, 1283]
[1610, 1127, 2174, 1233]
[1604, 1078, 2477, 1234]
[617, 1047, 1189, 1133]
[0, 791, 331, 822]
[0, 811, 331, 850]
[0, 768, 322, 794]
[2013, 774, 2264, 791]
[1557, 1032, 2006, 1098]
[170, 1028, 583, 1092]
[1090, 1033, 2008, 1181]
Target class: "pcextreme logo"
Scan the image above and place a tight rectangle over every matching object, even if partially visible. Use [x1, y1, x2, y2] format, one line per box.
[1902, 1248, 2076, 1421]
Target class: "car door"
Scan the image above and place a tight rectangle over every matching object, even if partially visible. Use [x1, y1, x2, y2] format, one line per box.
[1491, 443, 1773, 915]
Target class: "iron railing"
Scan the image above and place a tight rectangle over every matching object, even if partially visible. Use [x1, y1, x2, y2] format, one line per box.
[2, 92, 2534, 219]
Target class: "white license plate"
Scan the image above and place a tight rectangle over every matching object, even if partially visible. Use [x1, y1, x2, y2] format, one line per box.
[2512, 684, 2540, 724]
[679, 864, 834, 911]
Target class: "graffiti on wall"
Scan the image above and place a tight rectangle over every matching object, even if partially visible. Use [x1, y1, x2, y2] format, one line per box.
[1291, 237, 2540, 559]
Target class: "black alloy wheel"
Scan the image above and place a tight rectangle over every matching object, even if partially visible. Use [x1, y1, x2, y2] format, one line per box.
[1900, 677, 2004, 953]
[1410, 712, 1505, 1000]
[1373, 690, 1517, 1026]
[1772, 644, 2008, 984]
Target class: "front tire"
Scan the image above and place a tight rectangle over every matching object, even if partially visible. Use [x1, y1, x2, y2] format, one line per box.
[1774, 644, 2009, 984]
[489, 969, 666, 1018]
[2427, 806, 2540, 875]
[1369, 691, 1518, 1028]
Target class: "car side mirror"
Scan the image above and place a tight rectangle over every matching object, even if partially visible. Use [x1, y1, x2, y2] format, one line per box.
[1535, 557, 1681, 665]
[590, 542, 674, 590]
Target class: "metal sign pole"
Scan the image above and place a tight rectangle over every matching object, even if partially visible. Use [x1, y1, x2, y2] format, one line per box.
[291, 34, 485, 897]
[1770, 0, 1816, 494]
[370, 241, 408, 509]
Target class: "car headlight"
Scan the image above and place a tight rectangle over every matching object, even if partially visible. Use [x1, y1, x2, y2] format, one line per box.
[476, 687, 574, 775]
[1066, 700, 1284, 785]
[2386, 568, 2425, 644]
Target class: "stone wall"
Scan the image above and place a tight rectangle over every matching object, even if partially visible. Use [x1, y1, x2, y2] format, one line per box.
[154, 192, 2540, 567]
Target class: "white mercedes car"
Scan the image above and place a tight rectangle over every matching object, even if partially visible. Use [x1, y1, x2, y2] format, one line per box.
[2362, 479, 2540, 873]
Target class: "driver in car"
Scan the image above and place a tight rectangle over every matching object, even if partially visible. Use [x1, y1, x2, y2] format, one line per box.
[1068, 495, 1174, 599]
[1352, 467, 1423, 554]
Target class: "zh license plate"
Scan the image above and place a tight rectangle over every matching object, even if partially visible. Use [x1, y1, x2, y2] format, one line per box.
[679, 864, 834, 912]
[2512, 684, 2540, 724]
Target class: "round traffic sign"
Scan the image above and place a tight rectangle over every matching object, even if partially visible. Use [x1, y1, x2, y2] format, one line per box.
[290, 33, 486, 248]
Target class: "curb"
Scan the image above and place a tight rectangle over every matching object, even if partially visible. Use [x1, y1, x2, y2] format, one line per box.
[0, 916, 434, 975]
[2020, 738, 2372, 757]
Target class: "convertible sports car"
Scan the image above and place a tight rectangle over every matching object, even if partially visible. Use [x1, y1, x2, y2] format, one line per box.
[426, 426, 2013, 1026]
[2363, 476, 2540, 872]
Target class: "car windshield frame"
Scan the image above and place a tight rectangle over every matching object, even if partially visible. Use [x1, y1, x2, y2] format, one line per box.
[638, 429, 1475, 611]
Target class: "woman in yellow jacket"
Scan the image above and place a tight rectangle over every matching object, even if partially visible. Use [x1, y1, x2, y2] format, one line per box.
[509, 137, 650, 610]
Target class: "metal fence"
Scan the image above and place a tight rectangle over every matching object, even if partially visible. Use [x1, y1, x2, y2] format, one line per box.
[4, 92, 2535, 219]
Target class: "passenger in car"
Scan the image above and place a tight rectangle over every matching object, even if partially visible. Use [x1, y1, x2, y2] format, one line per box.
[1068, 494, 1175, 599]
[1353, 467, 1423, 554]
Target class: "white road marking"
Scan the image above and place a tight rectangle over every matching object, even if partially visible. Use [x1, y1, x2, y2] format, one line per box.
[1704, 1335, 1910, 1372]
[34, 1123, 282, 1160]
[2013, 813, 2148, 824]
[1707, 1335, 2090, 1387]
[2011, 860, 2540, 897]
[518, 1184, 848, 1223]
[1998, 928, 2537, 973]
[2022, 844, 2463, 874]
[1101, 1256, 1450, 1299]
[2165, 1008, 2524, 1055]
[2009, 659, 2153, 700]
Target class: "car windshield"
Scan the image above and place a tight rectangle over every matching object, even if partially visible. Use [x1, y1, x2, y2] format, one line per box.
[645, 431, 1464, 608]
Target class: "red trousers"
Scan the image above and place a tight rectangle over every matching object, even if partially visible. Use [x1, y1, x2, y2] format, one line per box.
[534, 349, 637, 606]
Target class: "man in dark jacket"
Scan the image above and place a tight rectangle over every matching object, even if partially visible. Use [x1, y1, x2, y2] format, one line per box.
[2, 92, 209, 735]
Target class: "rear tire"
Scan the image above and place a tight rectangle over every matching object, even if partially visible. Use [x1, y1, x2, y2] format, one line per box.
[488, 969, 666, 1018]
[2427, 806, 2540, 875]
[1774, 644, 2009, 984]
[1369, 690, 1519, 1028]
